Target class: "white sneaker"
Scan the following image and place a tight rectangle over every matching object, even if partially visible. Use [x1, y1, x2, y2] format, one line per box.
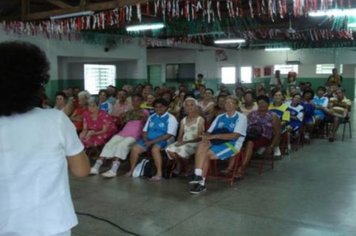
[101, 169, 117, 178]
[256, 147, 266, 155]
[90, 167, 99, 175]
[304, 133, 310, 140]
[274, 146, 281, 156]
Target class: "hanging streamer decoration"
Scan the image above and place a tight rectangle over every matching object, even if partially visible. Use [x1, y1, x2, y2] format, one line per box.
[2, 0, 355, 48]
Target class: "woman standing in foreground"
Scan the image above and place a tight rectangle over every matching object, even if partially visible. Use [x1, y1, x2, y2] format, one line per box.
[0, 41, 90, 236]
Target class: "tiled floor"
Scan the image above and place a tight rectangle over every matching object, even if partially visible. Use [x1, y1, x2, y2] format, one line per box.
[71, 119, 356, 236]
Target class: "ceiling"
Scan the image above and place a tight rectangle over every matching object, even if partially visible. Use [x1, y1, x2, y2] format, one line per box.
[1, 0, 356, 50]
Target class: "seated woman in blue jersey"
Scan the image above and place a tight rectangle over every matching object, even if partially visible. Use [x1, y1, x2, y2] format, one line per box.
[286, 93, 304, 151]
[188, 96, 247, 194]
[286, 93, 304, 134]
[312, 86, 329, 135]
[313, 86, 329, 123]
[126, 98, 178, 181]
[268, 89, 290, 156]
[98, 89, 113, 114]
[269, 89, 290, 126]
[301, 89, 315, 141]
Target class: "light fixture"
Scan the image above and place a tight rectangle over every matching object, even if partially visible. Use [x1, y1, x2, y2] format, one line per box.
[214, 38, 246, 44]
[126, 23, 165, 32]
[309, 8, 356, 17]
[50, 11, 94, 20]
[265, 47, 291, 52]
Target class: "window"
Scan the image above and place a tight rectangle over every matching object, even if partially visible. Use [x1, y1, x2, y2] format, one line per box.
[316, 64, 343, 74]
[84, 64, 116, 94]
[240, 66, 252, 83]
[274, 64, 299, 74]
[221, 67, 236, 84]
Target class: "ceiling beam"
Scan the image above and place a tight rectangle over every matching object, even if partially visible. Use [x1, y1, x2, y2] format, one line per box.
[47, 0, 74, 9]
[21, 0, 30, 21]
[80, 0, 88, 8]
[24, 0, 148, 21]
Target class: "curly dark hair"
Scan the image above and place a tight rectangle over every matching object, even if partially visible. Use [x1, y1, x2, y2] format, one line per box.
[0, 41, 50, 116]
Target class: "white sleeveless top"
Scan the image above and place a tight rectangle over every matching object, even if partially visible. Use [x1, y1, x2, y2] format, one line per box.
[182, 116, 203, 141]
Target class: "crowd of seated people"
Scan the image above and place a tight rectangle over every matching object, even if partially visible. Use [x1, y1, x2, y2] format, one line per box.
[43, 71, 351, 194]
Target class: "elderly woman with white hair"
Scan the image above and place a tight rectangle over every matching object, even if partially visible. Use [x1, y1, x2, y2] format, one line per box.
[70, 90, 91, 132]
[80, 97, 117, 149]
[166, 97, 205, 174]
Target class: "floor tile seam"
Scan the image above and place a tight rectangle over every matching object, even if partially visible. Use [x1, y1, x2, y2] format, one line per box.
[153, 191, 237, 236]
[219, 209, 354, 233]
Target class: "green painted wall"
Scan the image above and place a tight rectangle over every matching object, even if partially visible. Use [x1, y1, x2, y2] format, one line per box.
[147, 65, 162, 87]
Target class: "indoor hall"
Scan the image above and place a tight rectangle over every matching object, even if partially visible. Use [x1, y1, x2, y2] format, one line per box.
[0, 1, 356, 236]
[70, 116, 356, 236]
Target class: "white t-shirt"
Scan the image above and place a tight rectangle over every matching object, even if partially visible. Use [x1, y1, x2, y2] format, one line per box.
[0, 108, 84, 236]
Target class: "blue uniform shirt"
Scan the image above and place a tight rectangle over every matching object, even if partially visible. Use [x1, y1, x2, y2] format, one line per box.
[143, 112, 178, 140]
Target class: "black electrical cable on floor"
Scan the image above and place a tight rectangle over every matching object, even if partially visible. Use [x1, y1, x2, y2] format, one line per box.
[76, 211, 140, 236]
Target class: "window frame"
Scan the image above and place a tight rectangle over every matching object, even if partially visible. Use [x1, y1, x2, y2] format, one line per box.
[221, 66, 236, 84]
[240, 66, 253, 84]
[273, 64, 299, 74]
[84, 64, 116, 95]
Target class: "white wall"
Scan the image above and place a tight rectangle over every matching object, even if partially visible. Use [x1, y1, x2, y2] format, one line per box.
[148, 47, 356, 80]
[0, 28, 147, 82]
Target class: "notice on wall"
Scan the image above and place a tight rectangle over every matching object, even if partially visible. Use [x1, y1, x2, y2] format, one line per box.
[264, 66, 272, 76]
[253, 68, 261, 78]
[215, 49, 228, 61]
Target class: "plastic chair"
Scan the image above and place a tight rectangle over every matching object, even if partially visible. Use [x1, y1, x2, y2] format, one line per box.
[249, 150, 274, 175]
[208, 151, 245, 186]
[341, 116, 352, 141]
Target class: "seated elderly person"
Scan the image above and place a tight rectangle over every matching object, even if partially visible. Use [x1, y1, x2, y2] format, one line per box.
[111, 89, 132, 126]
[54, 91, 72, 116]
[189, 96, 247, 194]
[313, 86, 329, 135]
[240, 91, 258, 116]
[141, 93, 155, 115]
[166, 97, 205, 175]
[269, 89, 290, 156]
[89, 94, 148, 177]
[79, 98, 117, 149]
[313, 86, 329, 123]
[98, 89, 113, 114]
[301, 89, 315, 141]
[206, 95, 227, 125]
[70, 90, 91, 132]
[126, 98, 178, 181]
[286, 93, 304, 151]
[237, 95, 280, 176]
[198, 88, 216, 116]
[327, 88, 351, 142]
[286, 94, 304, 134]
[169, 90, 186, 120]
